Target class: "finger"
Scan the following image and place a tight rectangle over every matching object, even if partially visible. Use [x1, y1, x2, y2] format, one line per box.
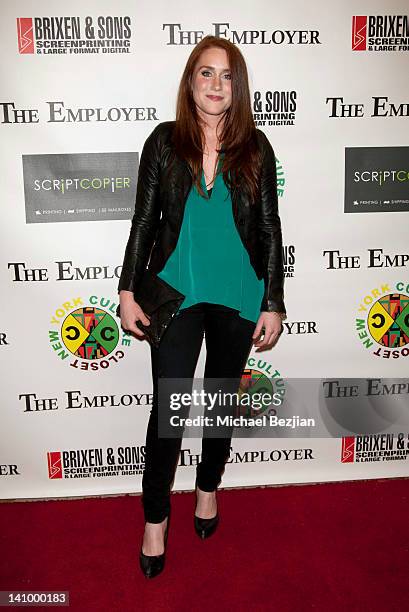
[253, 330, 267, 346]
[268, 328, 281, 342]
[123, 321, 145, 337]
[252, 323, 264, 339]
[265, 331, 276, 346]
[255, 337, 275, 351]
[260, 325, 281, 341]
[257, 327, 273, 343]
[256, 330, 277, 348]
[137, 311, 151, 326]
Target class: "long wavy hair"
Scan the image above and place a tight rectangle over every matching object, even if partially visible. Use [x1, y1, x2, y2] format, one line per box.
[171, 35, 261, 204]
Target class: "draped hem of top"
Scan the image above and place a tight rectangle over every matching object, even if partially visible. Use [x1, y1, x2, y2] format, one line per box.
[157, 157, 264, 324]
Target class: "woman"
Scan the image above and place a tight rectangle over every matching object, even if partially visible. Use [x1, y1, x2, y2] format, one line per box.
[118, 35, 286, 578]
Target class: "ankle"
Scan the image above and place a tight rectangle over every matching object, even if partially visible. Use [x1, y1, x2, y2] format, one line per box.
[142, 517, 168, 556]
[195, 487, 217, 519]
[145, 516, 168, 531]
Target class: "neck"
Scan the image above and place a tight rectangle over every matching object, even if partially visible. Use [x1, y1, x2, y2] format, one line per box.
[197, 109, 225, 142]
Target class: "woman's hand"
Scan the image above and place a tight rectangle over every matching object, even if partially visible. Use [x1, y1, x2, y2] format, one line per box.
[252, 311, 283, 352]
[119, 290, 151, 339]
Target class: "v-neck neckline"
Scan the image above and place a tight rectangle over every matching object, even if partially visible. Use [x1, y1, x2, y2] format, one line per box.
[202, 153, 223, 200]
[203, 176, 215, 200]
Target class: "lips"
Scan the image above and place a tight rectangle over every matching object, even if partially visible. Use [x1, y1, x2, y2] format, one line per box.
[206, 95, 223, 101]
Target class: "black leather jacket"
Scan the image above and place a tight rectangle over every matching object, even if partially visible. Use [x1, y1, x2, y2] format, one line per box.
[118, 121, 286, 314]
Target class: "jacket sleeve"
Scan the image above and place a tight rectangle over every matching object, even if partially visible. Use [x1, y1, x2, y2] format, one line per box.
[117, 125, 162, 293]
[257, 130, 286, 316]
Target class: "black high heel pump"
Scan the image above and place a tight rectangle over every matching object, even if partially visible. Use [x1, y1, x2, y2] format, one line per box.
[194, 512, 219, 539]
[139, 515, 170, 578]
[194, 486, 219, 539]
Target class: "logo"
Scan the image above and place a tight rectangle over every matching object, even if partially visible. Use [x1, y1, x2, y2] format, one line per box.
[163, 23, 321, 45]
[48, 451, 62, 478]
[47, 447, 145, 479]
[237, 359, 286, 418]
[17, 18, 34, 54]
[17, 16, 132, 55]
[48, 296, 131, 371]
[345, 147, 409, 214]
[341, 435, 409, 463]
[352, 16, 367, 51]
[253, 90, 297, 126]
[22, 152, 137, 223]
[341, 437, 355, 462]
[356, 282, 409, 359]
[352, 15, 409, 52]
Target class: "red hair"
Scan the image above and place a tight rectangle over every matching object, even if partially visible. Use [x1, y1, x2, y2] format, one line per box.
[171, 35, 261, 203]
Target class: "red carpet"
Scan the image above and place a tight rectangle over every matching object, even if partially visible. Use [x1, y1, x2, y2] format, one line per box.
[1, 479, 408, 611]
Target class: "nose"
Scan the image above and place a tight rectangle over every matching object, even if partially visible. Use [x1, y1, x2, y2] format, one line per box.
[212, 75, 222, 90]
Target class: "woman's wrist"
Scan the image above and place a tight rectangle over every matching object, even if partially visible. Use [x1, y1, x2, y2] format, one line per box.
[260, 311, 287, 321]
[269, 311, 287, 321]
[119, 290, 135, 301]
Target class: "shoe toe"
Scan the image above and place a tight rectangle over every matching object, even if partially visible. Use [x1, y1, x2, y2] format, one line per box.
[194, 513, 219, 539]
[140, 551, 165, 578]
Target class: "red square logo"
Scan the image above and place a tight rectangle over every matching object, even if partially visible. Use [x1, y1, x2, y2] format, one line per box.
[352, 16, 367, 51]
[17, 18, 34, 54]
[341, 437, 355, 463]
[47, 451, 62, 479]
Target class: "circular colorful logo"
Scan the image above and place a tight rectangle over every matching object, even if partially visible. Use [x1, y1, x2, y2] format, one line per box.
[237, 368, 276, 417]
[61, 307, 119, 359]
[367, 293, 409, 348]
[49, 296, 130, 371]
[356, 283, 409, 359]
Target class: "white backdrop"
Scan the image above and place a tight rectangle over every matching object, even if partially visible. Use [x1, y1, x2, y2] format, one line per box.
[1, 0, 408, 499]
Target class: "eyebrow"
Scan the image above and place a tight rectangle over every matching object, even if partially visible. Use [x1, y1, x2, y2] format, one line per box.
[198, 65, 231, 72]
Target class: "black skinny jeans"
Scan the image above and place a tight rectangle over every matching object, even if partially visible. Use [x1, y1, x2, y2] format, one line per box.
[142, 302, 257, 523]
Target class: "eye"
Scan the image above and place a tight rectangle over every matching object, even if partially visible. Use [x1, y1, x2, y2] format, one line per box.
[224, 73, 232, 80]
[201, 70, 212, 77]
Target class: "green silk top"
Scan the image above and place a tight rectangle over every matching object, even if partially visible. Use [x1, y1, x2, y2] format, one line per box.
[157, 160, 264, 323]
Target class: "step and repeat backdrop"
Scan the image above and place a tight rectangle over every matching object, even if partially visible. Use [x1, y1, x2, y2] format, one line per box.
[1, 0, 408, 499]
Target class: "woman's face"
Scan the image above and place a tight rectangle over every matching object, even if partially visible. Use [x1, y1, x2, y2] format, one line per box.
[191, 47, 232, 122]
